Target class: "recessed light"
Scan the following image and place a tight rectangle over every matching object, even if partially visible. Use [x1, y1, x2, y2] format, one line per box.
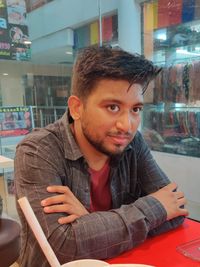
[23, 40, 32, 45]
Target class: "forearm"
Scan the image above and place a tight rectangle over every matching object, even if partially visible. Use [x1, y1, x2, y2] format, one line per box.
[16, 180, 167, 263]
[148, 215, 185, 237]
[42, 196, 167, 262]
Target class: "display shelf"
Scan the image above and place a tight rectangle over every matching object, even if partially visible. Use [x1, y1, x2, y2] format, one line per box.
[142, 104, 200, 158]
[142, 1, 200, 158]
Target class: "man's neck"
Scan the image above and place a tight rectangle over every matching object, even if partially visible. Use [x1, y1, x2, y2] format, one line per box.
[87, 156, 109, 171]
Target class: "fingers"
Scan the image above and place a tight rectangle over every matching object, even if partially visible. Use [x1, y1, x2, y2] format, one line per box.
[176, 191, 185, 199]
[43, 204, 71, 213]
[152, 182, 189, 220]
[47, 185, 73, 196]
[43, 203, 81, 224]
[41, 186, 73, 207]
[177, 196, 187, 207]
[58, 215, 78, 224]
[164, 182, 177, 191]
[178, 207, 189, 217]
[174, 197, 189, 217]
[41, 185, 89, 224]
[164, 183, 186, 202]
[41, 195, 63, 206]
[43, 203, 79, 224]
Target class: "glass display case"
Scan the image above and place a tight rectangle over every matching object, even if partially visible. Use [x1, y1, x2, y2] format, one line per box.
[141, 0, 200, 157]
[142, 103, 200, 157]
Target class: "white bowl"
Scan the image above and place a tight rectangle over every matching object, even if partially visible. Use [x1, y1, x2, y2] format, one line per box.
[110, 265, 155, 267]
[62, 259, 109, 267]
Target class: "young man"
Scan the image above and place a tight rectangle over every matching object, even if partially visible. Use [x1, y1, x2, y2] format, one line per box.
[15, 46, 188, 267]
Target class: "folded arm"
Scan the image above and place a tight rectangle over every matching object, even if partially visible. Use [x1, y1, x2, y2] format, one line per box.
[14, 136, 187, 264]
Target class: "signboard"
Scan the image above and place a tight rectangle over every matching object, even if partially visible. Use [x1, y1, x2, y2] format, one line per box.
[0, 0, 30, 60]
[0, 0, 10, 58]
[0, 106, 33, 137]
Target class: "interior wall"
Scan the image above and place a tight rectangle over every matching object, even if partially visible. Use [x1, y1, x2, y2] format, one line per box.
[28, 0, 118, 45]
[1, 76, 24, 106]
[152, 151, 200, 220]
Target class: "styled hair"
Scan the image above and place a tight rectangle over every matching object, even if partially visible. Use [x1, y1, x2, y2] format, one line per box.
[71, 45, 161, 99]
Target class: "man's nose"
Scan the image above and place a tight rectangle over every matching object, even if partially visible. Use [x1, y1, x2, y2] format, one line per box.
[115, 112, 133, 133]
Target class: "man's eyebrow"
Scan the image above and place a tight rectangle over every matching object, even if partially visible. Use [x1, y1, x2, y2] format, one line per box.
[135, 102, 144, 106]
[131, 102, 144, 107]
[101, 99, 122, 104]
[100, 99, 144, 106]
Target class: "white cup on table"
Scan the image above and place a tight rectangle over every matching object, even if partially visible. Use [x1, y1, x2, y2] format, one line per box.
[62, 259, 109, 267]
[62, 261, 155, 267]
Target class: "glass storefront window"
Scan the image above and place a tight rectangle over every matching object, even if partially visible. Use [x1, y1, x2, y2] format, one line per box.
[141, 0, 200, 158]
[143, 104, 200, 157]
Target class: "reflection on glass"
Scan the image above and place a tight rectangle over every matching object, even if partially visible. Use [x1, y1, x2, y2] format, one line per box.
[142, 1, 200, 157]
[142, 104, 200, 158]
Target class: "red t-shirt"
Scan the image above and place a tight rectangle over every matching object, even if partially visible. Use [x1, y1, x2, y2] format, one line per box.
[89, 160, 112, 212]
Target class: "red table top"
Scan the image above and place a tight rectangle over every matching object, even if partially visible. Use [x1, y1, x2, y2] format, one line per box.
[106, 218, 200, 267]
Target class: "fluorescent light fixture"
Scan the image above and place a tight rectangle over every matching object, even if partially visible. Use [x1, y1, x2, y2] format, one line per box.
[154, 29, 167, 40]
[3, 73, 8, 76]
[23, 40, 32, 45]
[65, 51, 73, 55]
[157, 33, 167, 40]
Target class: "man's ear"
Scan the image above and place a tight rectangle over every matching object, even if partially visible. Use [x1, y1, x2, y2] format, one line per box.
[68, 95, 82, 120]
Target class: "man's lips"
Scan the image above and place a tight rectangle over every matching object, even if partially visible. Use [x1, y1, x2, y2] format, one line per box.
[108, 134, 131, 145]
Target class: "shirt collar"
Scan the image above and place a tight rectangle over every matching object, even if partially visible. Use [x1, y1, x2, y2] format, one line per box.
[59, 111, 83, 161]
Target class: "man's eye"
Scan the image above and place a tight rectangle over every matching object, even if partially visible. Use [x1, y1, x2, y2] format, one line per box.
[107, 105, 119, 112]
[132, 107, 143, 113]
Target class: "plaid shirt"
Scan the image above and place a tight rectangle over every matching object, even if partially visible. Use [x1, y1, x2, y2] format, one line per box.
[14, 112, 184, 267]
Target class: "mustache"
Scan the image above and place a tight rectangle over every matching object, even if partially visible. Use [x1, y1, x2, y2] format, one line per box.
[107, 131, 133, 138]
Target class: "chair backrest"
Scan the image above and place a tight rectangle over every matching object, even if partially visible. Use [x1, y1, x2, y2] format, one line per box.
[0, 218, 21, 267]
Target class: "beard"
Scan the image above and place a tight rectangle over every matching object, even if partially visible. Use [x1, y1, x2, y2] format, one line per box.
[81, 122, 132, 157]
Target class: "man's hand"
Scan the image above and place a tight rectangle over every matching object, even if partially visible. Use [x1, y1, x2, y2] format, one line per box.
[41, 185, 89, 224]
[150, 182, 189, 220]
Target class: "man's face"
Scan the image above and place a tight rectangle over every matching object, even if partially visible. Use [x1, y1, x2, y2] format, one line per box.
[78, 79, 144, 156]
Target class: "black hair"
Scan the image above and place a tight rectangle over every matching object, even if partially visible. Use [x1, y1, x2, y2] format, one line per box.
[71, 45, 162, 99]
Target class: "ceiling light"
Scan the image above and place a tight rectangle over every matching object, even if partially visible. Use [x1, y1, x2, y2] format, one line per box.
[156, 33, 167, 40]
[3, 73, 8, 76]
[23, 40, 32, 45]
[65, 51, 73, 55]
